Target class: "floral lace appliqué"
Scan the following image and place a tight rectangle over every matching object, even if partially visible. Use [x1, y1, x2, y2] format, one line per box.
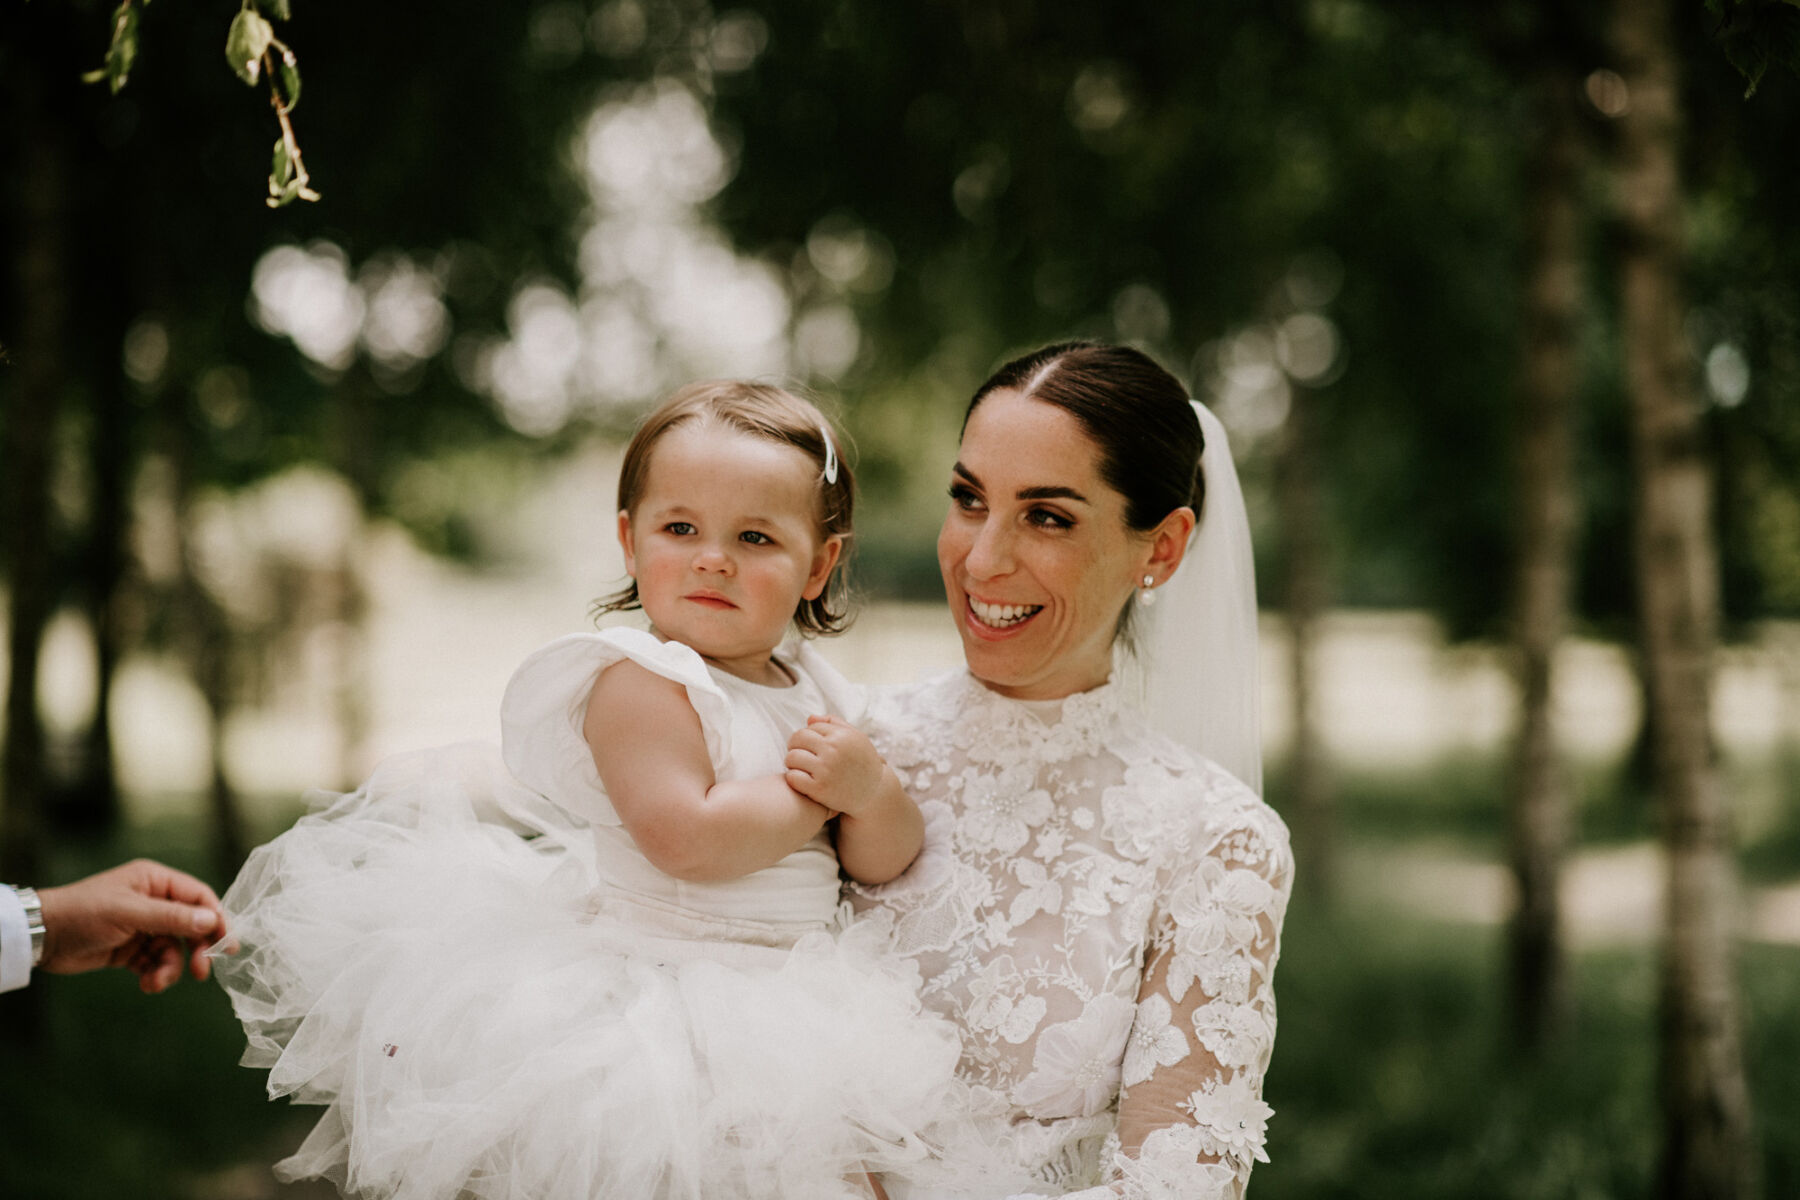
[850, 670, 1293, 1198]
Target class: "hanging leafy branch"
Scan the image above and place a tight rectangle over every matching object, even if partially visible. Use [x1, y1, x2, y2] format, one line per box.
[1706, 0, 1800, 96]
[84, 0, 319, 206]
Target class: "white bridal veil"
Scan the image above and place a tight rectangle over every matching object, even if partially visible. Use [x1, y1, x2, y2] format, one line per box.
[1125, 401, 1264, 794]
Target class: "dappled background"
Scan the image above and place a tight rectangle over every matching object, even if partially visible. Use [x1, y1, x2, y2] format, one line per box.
[4, 0, 1800, 1196]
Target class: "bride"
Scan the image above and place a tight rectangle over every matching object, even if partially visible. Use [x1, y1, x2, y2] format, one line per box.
[851, 341, 1291, 1199]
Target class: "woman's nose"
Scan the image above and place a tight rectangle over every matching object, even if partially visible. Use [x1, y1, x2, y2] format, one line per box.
[963, 518, 1012, 580]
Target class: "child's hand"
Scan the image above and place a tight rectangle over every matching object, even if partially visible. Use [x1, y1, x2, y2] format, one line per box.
[784, 715, 891, 819]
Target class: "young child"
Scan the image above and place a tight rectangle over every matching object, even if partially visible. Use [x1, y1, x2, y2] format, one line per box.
[216, 382, 1005, 1200]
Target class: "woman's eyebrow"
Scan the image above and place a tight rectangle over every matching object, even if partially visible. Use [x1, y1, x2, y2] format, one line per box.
[1017, 485, 1089, 504]
[952, 462, 1088, 505]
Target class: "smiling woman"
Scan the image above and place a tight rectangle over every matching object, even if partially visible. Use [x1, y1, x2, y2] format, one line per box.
[939, 389, 1194, 701]
[852, 341, 1291, 1200]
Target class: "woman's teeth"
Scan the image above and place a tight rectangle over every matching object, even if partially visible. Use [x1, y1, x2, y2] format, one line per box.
[970, 599, 1042, 628]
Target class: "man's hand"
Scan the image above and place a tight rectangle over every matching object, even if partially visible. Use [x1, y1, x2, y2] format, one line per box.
[36, 859, 229, 993]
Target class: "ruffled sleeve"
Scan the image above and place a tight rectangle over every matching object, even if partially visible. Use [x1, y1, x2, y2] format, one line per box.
[500, 628, 733, 827]
[788, 639, 867, 725]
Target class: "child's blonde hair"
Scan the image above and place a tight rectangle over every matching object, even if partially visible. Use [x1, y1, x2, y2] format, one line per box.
[595, 380, 855, 636]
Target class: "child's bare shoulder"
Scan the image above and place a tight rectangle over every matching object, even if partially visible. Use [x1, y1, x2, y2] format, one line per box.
[585, 657, 696, 732]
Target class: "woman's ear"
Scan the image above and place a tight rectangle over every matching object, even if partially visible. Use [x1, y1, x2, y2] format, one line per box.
[801, 534, 846, 601]
[616, 511, 637, 577]
[1142, 506, 1197, 587]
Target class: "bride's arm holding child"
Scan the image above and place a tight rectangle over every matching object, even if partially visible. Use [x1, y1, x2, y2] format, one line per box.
[785, 714, 923, 886]
[585, 661, 833, 882]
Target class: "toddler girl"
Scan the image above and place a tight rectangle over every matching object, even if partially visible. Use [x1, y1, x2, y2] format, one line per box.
[217, 382, 1003, 1200]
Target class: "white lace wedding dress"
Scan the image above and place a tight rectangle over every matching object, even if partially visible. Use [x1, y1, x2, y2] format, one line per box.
[851, 670, 1293, 1200]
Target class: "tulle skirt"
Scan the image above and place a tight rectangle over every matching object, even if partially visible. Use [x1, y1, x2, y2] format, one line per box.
[215, 747, 1010, 1200]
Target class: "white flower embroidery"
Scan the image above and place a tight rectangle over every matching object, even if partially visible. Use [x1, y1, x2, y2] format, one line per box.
[1009, 859, 1064, 927]
[1122, 994, 1189, 1087]
[1013, 994, 1134, 1117]
[1070, 806, 1096, 831]
[1068, 857, 1126, 917]
[1100, 763, 1189, 860]
[1167, 944, 1254, 1006]
[1169, 856, 1277, 952]
[1118, 1126, 1241, 1200]
[998, 993, 1048, 1044]
[957, 769, 1054, 856]
[1183, 1073, 1275, 1164]
[965, 957, 1048, 1045]
[1191, 997, 1276, 1071]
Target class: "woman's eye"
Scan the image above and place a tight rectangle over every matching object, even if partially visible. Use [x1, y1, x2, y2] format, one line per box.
[948, 483, 984, 511]
[1027, 508, 1074, 531]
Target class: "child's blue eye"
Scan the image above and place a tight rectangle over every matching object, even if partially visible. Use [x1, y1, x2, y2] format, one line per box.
[739, 530, 774, 546]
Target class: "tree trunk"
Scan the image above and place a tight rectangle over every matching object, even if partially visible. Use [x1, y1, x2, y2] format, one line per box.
[165, 392, 249, 877]
[330, 379, 378, 792]
[196, 607, 248, 878]
[1505, 54, 1584, 1051]
[1612, 0, 1757, 1193]
[62, 309, 134, 834]
[330, 551, 372, 793]
[1278, 387, 1332, 900]
[1, 66, 68, 890]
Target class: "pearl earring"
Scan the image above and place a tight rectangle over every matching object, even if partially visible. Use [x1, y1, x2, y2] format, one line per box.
[1138, 574, 1156, 606]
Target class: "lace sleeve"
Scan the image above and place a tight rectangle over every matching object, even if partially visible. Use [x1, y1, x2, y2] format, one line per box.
[1104, 796, 1293, 1199]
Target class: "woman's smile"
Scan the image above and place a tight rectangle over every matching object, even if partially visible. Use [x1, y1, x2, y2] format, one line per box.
[964, 596, 1044, 632]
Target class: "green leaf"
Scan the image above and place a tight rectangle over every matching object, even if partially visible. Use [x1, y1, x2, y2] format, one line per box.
[85, 1, 139, 93]
[267, 176, 303, 208]
[270, 138, 294, 188]
[257, 0, 292, 20]
[278, 52, 302, 110]
[225, 9, 274, 85]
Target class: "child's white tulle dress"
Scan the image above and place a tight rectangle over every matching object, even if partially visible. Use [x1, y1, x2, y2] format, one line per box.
[217, 628, 1005, 1200]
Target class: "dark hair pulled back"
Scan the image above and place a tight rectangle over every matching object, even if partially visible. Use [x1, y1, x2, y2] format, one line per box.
[965, 341, 1204, 531]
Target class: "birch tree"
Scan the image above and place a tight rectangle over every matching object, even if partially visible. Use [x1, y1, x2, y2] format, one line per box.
[1614, 0, 1757, 1191]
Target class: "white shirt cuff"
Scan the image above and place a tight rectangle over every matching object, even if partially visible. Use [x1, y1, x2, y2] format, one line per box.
[0, 885, 31, 992]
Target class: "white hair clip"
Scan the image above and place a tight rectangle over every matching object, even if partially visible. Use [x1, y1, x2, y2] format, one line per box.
[820, 420, 839, 484]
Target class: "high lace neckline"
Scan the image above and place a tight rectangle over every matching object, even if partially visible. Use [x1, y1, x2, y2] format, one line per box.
[943, 669, 1131, 766]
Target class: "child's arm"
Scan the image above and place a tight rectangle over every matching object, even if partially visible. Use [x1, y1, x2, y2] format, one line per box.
[585, 660, 831, 883]
[784, 716, 923, 886]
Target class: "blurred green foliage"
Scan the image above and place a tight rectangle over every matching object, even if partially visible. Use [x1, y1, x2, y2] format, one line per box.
[9, 0, 1800, 623]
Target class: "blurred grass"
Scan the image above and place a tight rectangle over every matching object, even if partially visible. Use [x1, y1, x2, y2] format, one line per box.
[1258, 911, 1800, 1199]
[0, 812, 322, 1200]
[2, 750, 1797, 1198]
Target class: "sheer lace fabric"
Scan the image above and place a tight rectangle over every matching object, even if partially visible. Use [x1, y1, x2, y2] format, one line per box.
[851, 671, 1292, 1200]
